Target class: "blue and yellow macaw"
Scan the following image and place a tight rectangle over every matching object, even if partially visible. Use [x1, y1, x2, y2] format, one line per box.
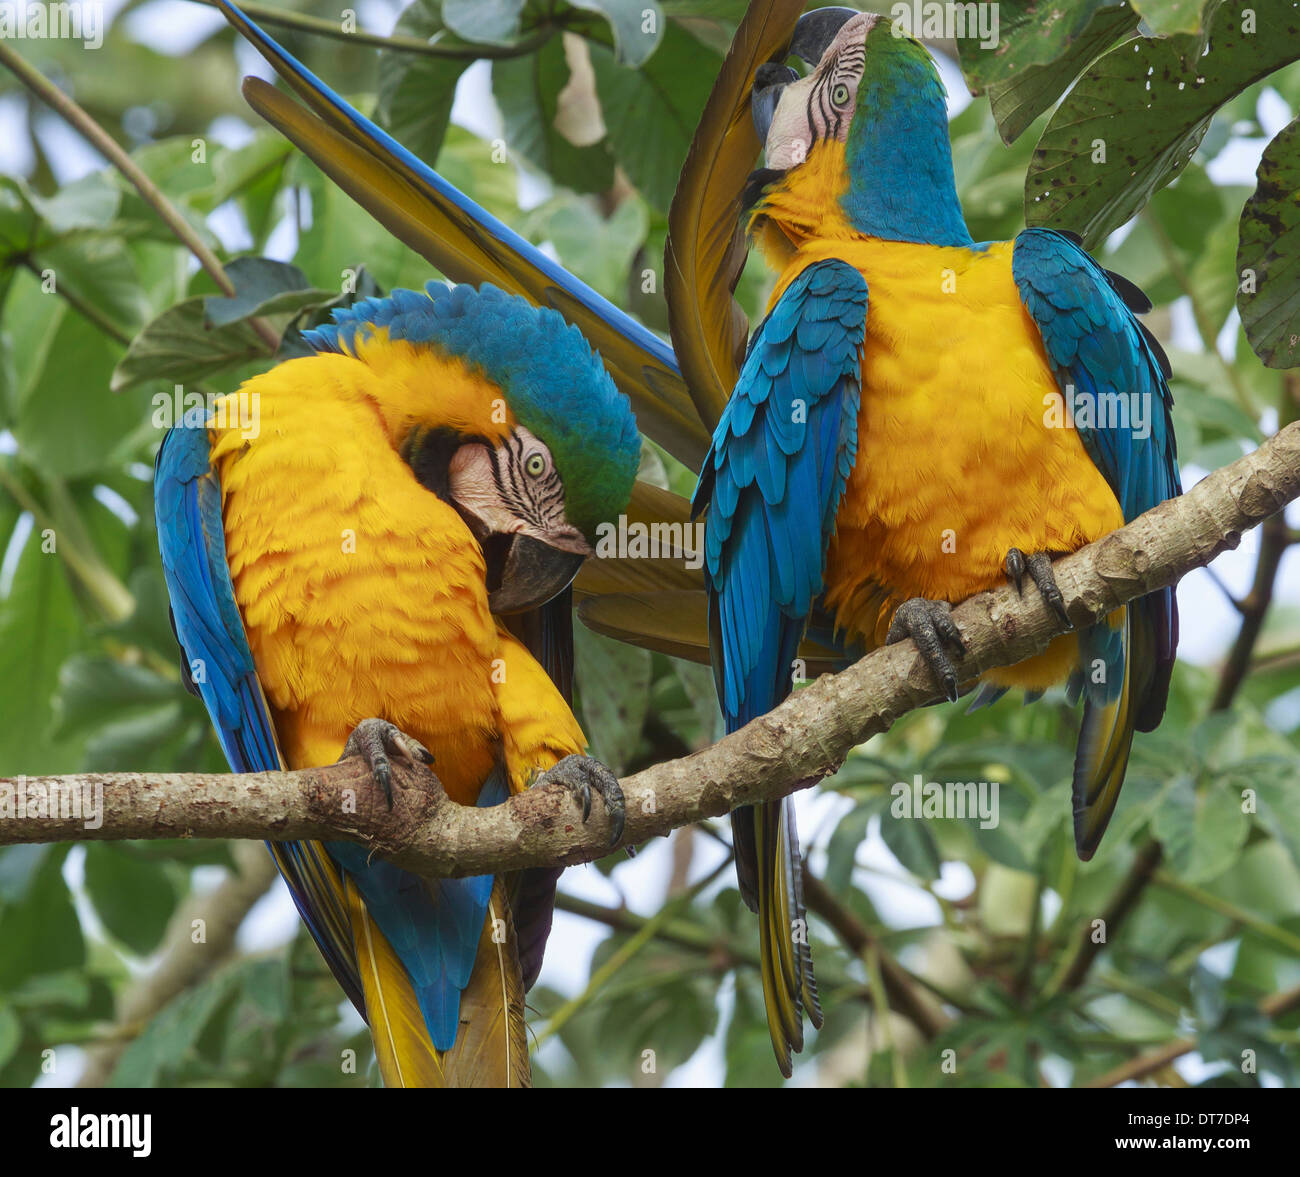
[155, 281, 640, 1085]
[683, 8, 1181, 1071]
[209, 0, 1179, 1078]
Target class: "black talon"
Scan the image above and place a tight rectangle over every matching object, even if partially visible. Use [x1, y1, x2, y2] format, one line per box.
[535, 754, 626, 846]
[886, 598, 966, 703]
[1005, 547, 1072, 628]
[1005, 547, 1026, 595]
[341, 718, 434, 810]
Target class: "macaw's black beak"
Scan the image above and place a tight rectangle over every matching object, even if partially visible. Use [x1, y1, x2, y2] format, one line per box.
[788, 6, 858, 65]
[484, 533, 587, 615]
[751, 62, 797, 141]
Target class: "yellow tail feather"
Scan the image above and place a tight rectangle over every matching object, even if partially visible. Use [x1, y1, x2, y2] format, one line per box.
[344, 876, 530, 1088]
[1073, 612, 1137, 859]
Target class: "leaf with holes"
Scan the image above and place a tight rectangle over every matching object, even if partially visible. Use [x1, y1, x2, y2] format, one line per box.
[1236, 117, 1300, 369]
[1025, 3, 1300, 245]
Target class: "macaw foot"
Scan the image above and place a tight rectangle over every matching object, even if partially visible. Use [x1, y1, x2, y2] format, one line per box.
[1004, 548, 1071, 627]
[535, 754, 626, 846]
[341, 718, 434, 811]
[886, 598, 966, 703]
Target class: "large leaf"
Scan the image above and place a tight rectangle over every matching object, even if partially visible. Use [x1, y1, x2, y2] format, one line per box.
[110, 297, 268, 393]
[83, 843, 177, 956]
[1236, 116, 1300, 369]
[574, 624, 652, 775]
[493, 36, 616, 193]
[376, 0, 468, 164]
[957, 0, 1133, 91]
[0, 846, 83, 988]
[0, 496, 86, 773]
[443, 0, 526, 44]
[589, 22, 720, 212]
[1025, 3, 1300, 244]
[571, 0, 664, 66]
[984, 5, 1140, 144]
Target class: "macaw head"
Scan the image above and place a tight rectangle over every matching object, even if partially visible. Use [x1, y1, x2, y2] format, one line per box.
[747, 7, 967, 246]
[304, 282, 641, 614]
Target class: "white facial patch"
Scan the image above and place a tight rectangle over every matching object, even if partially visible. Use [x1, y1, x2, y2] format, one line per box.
[765, 12, 877, 170]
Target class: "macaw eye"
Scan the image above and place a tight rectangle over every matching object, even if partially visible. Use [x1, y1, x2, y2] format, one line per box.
[524, 453, 546, 478]
[831, 83, 850, 106]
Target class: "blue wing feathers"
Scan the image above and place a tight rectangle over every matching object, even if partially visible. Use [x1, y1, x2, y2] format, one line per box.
[1014, 228, 1181, 730]
[694, 260, 868, 729]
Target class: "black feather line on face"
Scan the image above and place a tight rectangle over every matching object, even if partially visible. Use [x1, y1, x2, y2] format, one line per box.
[403, 425, 485, 503]
[742, 166, 790, 214]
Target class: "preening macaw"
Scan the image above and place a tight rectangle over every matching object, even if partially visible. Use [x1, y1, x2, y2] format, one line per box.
[683, 7, 1181, 1071]
[155, 280, 640, 1086]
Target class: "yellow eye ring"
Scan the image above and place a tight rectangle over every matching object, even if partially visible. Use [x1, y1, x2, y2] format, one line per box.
[525, 453, 546, 478]
[832, 83, 850, 106]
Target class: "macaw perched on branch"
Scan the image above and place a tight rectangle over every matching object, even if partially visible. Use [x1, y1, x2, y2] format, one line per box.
[674, 7, 1181, 1072]
[211, 0, 1178, 1079]
[155, 281, 639, 1086]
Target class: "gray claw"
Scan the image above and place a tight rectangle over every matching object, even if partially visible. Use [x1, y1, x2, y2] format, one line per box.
[1006, 548, 1072, 628]
[536, 754, 626, 846]
[1004, 547, 1026, 595]
[342, 718, 434, 810]
[886, 598, 966, 703]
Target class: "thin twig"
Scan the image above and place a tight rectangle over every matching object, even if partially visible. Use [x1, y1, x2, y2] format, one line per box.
[0, 40, 280, 353]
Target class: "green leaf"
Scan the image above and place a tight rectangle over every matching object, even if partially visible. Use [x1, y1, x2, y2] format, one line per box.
[0, 512, 85, 773]
[12, 301, 145, 479]
[0, 846, 83, 987]
[1151, 776, 1249, 884]
[985, 5, 1140, 144]
[443, 0, 525, 44]
[26, 172, 120, 234]
[494, 37, 615, 193]
[575, 624, 651, 774]
[111, 297, 268, 392]
[110, 967, 240, 1087]
[958, 0, 1133, 92]
[83, 843, 177, 956]
[0, 1003, 21, 1069]
[34, 235, 152, 336]
[571, 0, 664, 67]
[204, 257, 319, 326]
[1131, 0, 1215, 35]
[1236, 117, 1300, 368]
[1025, 4, 1300, 244]
[377, 2, 468, 164]
[589, 22, 720, 212]
[51, 655, 179, 739]
[879, 806, 943, 880]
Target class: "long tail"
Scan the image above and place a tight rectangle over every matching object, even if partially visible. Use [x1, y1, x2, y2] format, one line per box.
[734, 796, 822, 1077]
[1072, 609, 1137, 859]
[723, 611, 822, 1078]
[345, 876, 529, 1088]
[214, 0, 708, 469]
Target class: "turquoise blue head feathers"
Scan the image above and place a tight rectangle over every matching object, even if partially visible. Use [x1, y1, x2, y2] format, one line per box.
[304, 281, 642, 541]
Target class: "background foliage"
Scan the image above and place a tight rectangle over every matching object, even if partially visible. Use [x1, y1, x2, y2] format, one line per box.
[1, 0, 1299, 1087]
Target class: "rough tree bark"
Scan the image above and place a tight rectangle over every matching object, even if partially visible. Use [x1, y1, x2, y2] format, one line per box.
[2, 422, 1298, 876]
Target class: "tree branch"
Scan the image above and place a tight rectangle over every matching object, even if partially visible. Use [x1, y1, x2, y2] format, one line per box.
[2, 423, 1299, 875]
